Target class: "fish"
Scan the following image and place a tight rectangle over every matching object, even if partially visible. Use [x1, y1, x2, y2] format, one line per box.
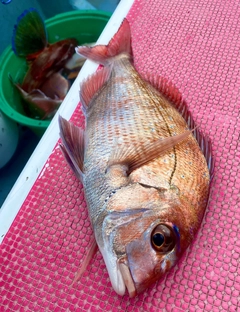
[59, 18, 213, 297]
[11, 8, 77, 119]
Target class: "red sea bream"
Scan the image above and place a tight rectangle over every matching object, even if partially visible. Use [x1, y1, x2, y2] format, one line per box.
[59, 19, 212, 297]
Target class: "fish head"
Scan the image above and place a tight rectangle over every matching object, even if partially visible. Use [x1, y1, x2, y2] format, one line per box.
[97, 184, 190, 297]
[118, 220, 180, 297]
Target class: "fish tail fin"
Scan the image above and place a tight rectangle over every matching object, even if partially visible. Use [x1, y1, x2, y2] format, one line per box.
[12, 8, 47, 59]
[58, 116, 85, 182]
[76, 18, 132, 65]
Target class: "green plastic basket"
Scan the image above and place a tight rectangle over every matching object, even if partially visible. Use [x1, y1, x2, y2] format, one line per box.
[0, 10, 111, 136]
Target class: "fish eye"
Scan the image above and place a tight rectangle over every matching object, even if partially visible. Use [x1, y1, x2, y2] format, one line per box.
[151, 224, 176, 252]
[152, 232, 165, 247]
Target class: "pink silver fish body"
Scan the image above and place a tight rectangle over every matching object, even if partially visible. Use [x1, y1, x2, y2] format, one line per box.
[59, 19, 212, 297]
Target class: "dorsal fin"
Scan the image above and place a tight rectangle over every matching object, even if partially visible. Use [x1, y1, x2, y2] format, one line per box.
[12, 8, 47, 58]
[142, 73, 192, 122]
[76, 18, 132, 65]
[142, 73, 214, 177]
[80, 66, 112, 110]
[59, 116, 85, 182]
[193, 130, 214, 178]
[108, 130, 192, 175]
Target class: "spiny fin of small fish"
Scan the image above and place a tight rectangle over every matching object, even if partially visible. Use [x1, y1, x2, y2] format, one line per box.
[12, 8, 47, 58]
[59, 116, 85, 182]
[76, 18, 132, 65]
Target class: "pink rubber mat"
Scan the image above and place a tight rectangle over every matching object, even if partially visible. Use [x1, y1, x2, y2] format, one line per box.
[1, 0, 239, 311]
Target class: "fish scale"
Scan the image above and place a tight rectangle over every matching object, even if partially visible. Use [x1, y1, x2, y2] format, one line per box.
[59, 18, 211, 297]
[83, 58, 178, 209]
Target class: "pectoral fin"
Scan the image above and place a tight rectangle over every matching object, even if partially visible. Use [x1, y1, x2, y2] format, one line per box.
[59, 116, 85, 182]
[108, 131, 192, 175]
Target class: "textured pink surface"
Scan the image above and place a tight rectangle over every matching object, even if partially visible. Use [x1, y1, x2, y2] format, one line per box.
[1, 0, 240, 311]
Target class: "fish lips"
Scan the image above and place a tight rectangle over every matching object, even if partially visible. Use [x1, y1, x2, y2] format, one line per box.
[100, 208, 150, 296]
[118, 221, 181, 297]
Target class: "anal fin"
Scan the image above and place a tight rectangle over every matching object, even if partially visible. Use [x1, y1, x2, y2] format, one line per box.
[59, 116, 85, 182]
[80, 66, 112, 111]
[108, 130, 192, 175]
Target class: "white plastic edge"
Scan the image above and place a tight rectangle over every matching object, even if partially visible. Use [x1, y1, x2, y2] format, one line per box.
[0, 0, 134, 244]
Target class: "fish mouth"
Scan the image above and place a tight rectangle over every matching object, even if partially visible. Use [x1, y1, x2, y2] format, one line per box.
[118, 259, 137, 298]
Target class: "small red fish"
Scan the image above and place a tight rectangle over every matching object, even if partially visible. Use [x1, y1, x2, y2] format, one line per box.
[11, 8, 77, 119]
[59, 19, 213, 297]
